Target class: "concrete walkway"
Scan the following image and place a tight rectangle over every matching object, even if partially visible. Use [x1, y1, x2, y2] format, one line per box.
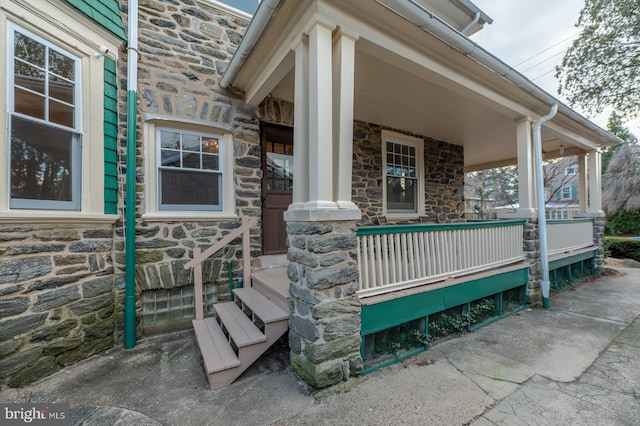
[1, 265, 639, 425]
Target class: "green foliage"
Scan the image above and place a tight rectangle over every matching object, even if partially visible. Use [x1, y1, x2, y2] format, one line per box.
[428, 298, 497, 342]
[556, 0, 640, 120]
[602, 112, 639, 173]
[365, 319, 428, 364]
[604, 237, 640, 262]
[602, 145, 640, 214]
[605, 211, 640, 235]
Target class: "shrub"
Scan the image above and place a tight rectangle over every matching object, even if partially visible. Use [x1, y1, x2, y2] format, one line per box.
[606, 210, 640, 235]
[604, 237, 640, 262]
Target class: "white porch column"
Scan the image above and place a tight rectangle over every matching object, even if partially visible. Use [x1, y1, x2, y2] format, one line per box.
[291, 37, 310, 209]
[305, 20, 337, 210]
[577, 153, 588, 213]
[498, 117, 537, 219]
[332, 29, 359, 210]
[587, 150, 603, 213]
[516, 118, 536, 216]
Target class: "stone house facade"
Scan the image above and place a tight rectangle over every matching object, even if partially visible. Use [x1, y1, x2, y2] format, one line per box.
[1, 0, 613, 390]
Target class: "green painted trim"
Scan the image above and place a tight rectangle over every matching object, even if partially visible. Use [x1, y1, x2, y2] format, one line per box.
[361, 267, 528, 335]
[357, 219, 527, 236]
[362, 346, 427, 375]
[547, 218, 594, 224]
[65, 0, 127, 40]
[549, 250, 596, 270]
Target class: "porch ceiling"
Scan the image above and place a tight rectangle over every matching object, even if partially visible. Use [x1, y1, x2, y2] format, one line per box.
[231, 0, 615, 171]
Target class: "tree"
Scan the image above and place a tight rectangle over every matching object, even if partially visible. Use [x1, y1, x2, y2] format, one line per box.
[556, 0, 640, 121]
[465, 167, 518, 218]
[602, 144, 640, 214]
[543, 157, 578, 204]
[602, 111, 638, 173]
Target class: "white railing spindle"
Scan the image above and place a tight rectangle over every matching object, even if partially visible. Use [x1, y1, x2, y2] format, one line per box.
[357, 220, 528, 297]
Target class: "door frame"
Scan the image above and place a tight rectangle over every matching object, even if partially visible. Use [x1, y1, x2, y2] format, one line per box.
[260, 122, 294, 255]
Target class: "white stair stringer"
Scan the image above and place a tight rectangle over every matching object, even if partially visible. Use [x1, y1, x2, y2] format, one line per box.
[193, 287, 288, 390]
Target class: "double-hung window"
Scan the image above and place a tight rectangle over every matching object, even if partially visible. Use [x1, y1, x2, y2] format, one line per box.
[383, 130, 424, 217]
[158, 128, 223, 211]
[8, 23, 82, 210]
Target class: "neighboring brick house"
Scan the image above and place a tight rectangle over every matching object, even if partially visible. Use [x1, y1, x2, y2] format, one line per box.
[1, 0, 617, 390]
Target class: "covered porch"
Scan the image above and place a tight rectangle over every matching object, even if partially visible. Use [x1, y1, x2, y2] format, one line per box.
[221, 0, 615, 387]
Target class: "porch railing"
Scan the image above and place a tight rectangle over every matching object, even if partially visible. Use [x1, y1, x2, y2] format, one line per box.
[356, 220, 526, 297]
[184, 216, 256, 320]
[546, 218, 594, 256]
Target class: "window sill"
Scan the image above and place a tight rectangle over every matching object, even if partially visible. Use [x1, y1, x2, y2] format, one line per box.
[141, 212, 239, 222]
[385, 214, 422, 221]
[0, 212, 119, 225]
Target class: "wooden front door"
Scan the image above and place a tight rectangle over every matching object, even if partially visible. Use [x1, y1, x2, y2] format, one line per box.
[261, 124, 293, 255]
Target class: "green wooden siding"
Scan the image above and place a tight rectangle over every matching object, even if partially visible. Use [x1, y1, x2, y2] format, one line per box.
[361, 267, 529, 336]
[104, 57, 119, 214]
[65, 0, 126, 40]
[549, 250, 596, 270]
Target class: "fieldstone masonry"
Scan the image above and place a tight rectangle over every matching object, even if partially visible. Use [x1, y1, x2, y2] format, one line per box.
[352, 120, 465, 225]
[115, 0, 261, 335]
[522, 219, 542, 307]
[287, 220, 363, 388]
[591, 214, 606, 273]
[0, 224, 115, 388]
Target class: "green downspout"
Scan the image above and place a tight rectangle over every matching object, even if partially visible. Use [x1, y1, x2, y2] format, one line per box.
[227, 261, 234, 301]
[124, 0, 139, 349]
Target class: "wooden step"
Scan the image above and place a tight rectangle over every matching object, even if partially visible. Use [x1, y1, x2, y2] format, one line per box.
[215, 302, 266, 348]
[192, 317, 240, 373]
[233, 287, 289, 323]
[250, 267, 290, 312]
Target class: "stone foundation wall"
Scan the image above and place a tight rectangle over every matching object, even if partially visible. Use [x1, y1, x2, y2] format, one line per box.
[287, 220, 363, 388]
[115, 0, 261, 335]
[592, 214, 606, 274]
[352, 120, 465, 225]
[522, 219, 542, 306]
[0, 223, 116, 388]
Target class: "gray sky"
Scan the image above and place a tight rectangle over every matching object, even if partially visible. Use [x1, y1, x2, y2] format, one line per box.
[468, 1, 601, 119]
[470, 0, 640, 134]
[470, 0, 584, 101]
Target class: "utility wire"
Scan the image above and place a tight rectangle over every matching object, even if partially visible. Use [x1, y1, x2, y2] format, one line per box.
[521, 49, 567, 73]
[531, 68, 557, 81]
[514, 31, 581, 67]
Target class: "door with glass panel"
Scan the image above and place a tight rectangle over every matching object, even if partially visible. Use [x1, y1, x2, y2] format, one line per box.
[261, 124, 293, 255]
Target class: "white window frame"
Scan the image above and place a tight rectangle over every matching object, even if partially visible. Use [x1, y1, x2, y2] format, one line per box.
[0, 2, 120, 224]
[382, 130, 425, 218]
[157, 127, 223, 212]
[7, 23, 82, 210]
[560, 186, 572, 200]
[142, 116, 236, 220]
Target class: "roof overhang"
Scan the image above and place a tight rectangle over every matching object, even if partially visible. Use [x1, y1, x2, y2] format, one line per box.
[222, 0, 620, 171]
